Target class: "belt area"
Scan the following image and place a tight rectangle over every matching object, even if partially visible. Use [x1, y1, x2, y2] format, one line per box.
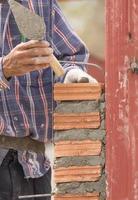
[0, 135, 45, 153]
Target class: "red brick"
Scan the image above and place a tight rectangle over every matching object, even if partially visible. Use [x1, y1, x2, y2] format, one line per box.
[54, 83, 101, 101]
[54, 112, 100, 130]
[55, 165, 101, 183]
[54, 193, 99, 200]
[55, 140, 102, 157]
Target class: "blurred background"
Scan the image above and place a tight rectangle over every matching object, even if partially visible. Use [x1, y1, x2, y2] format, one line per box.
[59, 0, 105, 83]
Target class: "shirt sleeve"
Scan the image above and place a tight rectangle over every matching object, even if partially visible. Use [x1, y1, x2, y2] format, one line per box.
[0, 57, 10, 90]
[52, 0, 89, 82]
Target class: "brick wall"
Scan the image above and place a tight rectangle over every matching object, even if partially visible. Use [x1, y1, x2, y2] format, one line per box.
[53, 83, 105, 200]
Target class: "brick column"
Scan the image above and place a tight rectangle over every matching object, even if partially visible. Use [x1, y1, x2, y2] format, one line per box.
[53, 83, 105, 200]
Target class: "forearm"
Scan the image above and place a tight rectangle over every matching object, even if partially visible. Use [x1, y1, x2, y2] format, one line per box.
[0, 57, 10, 89]
[53, 0, 89, 82]
[2, 55, 13, 79]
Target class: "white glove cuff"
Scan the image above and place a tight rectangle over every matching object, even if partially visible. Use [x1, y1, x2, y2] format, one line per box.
[64, 68, 98, 84]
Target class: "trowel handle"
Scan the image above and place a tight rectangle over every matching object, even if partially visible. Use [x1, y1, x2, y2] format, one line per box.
[50, 55, 64, 77]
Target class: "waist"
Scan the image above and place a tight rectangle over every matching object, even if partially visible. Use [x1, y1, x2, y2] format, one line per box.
[0, 135, 45, 153]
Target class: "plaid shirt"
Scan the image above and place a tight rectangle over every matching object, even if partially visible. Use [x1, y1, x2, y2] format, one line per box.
[0, 0, 89, 178]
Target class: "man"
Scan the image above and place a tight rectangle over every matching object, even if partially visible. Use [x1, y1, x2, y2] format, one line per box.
[0, 0, 97, 199]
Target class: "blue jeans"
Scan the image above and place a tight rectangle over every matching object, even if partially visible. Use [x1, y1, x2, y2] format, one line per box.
[0, 149, 51, 200]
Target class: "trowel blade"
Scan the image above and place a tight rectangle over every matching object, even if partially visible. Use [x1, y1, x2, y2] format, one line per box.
[8, 0, 46, 40]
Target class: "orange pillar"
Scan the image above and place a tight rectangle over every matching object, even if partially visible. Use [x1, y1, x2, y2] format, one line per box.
[106, 0, 138, 199]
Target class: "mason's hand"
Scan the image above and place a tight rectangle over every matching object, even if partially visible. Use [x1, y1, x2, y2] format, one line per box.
[64, 68, 98, 83]
[3, 40, 53, 78]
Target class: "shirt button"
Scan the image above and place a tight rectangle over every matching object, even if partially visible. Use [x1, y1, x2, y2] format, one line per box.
[13, 116, 18, 121]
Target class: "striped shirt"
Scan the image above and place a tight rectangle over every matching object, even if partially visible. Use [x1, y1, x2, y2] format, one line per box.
[0, 0, 89, 178]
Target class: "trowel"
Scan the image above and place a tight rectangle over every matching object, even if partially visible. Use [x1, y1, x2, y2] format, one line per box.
[8, 0, 64, 77]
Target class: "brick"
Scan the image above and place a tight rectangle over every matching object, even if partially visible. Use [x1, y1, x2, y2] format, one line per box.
[55, 140, 102, 157]
[55, 165, 101, 183]
[54, 112, 100, 130]
[54, 83, 101, 101]
[54, 193, 99, 200]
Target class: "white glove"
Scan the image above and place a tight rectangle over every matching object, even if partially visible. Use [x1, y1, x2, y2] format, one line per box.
[64, 68, 98, 83]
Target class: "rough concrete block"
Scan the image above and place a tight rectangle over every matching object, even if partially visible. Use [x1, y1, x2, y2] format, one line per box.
[56, 175, 105, 195]
[100, 120, 105, 130]
[54, 129, 106, 141]
[99, 102, 105, 114]
[55, 154, 105, 168]
[55, 101, 100, 113]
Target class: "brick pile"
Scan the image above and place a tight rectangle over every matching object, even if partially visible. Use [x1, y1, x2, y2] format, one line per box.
[53, 83, 105, 200]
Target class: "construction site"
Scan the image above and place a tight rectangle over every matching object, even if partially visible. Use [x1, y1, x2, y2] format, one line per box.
[0, 0, 138, 200]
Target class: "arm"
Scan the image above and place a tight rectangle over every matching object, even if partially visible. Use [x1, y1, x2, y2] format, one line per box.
[52, 0, 97, 83]
[52, 0, 88, 78]
[0, 57, 10, 89]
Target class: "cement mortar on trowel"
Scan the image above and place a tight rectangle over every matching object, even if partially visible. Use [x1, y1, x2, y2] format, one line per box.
[9, 0, 46, 40]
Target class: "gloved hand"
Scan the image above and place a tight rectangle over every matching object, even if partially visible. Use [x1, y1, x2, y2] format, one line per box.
[64, 68, 98, 83]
